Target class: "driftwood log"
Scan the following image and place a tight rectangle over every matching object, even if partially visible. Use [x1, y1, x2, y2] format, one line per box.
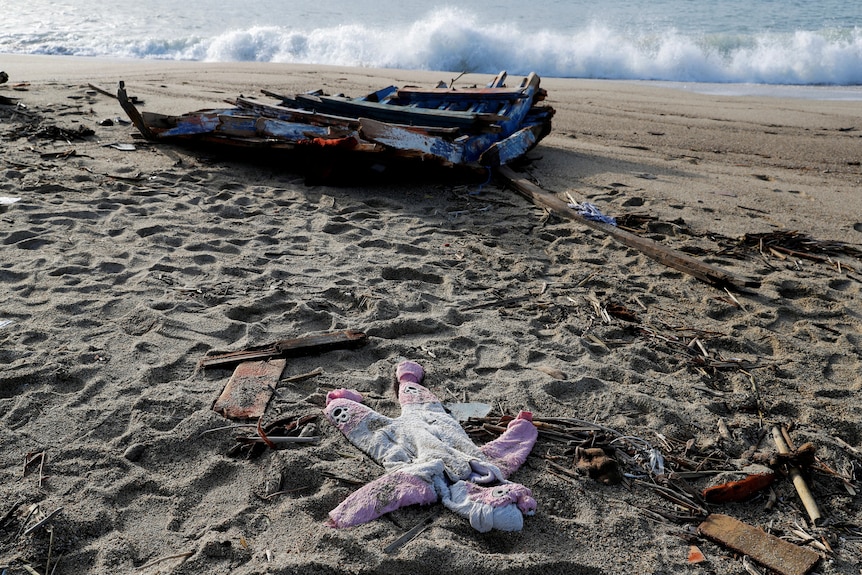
[495, 166, 760, 291]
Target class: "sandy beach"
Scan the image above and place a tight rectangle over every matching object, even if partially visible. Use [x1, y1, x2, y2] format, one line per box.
[1, 55, 861, 575]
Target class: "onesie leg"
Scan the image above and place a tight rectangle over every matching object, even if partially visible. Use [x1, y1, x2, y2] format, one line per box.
[328, 470, 437, 528]
[478, 412, 538, 479]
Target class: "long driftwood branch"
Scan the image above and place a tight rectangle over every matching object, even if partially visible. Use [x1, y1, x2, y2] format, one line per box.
[495, 166, 760, 291]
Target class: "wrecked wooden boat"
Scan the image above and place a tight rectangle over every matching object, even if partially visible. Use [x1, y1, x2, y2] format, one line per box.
[117, 71, 554, 169]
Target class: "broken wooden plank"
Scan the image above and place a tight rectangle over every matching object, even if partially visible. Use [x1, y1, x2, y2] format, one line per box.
[479, 125, 538, 166]
[212, 359, 286, 419]
[394, 87, 532, 103]
[117, 81, 154, 140]
[359, 118, 464, 165]
[238, 96, 362, 129]
[200, 330, 368, 369]
[698, 514, 819, 575]
[495, 166, 760, 291]
[294, 94, 505, 133]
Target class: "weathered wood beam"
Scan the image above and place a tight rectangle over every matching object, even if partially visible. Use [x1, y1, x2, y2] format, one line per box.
[495, 166, 760, 291]
[200, 330, 368, 369]
[117, 81, 154, 140]
[294, 94, 505, 133]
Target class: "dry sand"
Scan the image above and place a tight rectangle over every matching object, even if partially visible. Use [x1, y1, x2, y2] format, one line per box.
[1, 55, 861, 575]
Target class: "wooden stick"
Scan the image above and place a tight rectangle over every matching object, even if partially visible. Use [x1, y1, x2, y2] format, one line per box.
[495, 166, 760, 291]
[87, 83, 117, 99]
[135, 551, 194, 571]
[22, 507, 64, 537]
[383, 508, 442, 554]
[771, 427, 822, 525]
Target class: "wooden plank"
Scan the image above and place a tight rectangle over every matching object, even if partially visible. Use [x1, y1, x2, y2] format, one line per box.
[359, 118, 464, 165]
[158, 112, 221, 137]
[478, 125, 538, 167]
[698, 514, 819, 575]
[294, 94, 505, 133]
[488, 71, 508, 88]
[200, 330, 368, 369]
[215, 114, 334, 140]
[117, 81, 154, 140]
[394, 87, 531, 103]
[236, 97, 362, 129]
[495, 166, 760, 291]
[212, 359, 286, 420]
[238, 97, 462, 136]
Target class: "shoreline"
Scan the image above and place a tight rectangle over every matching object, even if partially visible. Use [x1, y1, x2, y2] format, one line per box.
[4, 53, 862, 102]
[1, 54, 861, 575]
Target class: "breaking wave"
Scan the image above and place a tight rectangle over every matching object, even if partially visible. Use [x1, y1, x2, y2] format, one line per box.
[6, 8, 862, 85]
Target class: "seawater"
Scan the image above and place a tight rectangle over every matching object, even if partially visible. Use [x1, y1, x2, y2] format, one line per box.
[2, 0, 861, 88]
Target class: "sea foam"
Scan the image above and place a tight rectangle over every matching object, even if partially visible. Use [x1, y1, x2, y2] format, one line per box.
[4, 7, 862, 85]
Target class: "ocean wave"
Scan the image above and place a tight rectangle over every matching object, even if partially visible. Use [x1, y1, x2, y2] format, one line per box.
[7, 8, 862, 85]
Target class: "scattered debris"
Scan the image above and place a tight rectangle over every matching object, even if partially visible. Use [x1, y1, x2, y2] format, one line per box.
[107, 142, 136, 151]
[135, 551, 194, 571]
[687, 544, 706, 564]
[20, 507, 63, 537]
[724, 230, 862, 273]
[230, 414, 320, 458]
[698, 514, 820, 575]
[533, 364, 567, 379]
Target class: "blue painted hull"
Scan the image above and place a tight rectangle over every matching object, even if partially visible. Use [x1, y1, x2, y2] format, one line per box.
[118, 71, 555, 168]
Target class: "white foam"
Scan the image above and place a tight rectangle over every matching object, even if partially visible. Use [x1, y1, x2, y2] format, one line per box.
[4, 6, 862, 87]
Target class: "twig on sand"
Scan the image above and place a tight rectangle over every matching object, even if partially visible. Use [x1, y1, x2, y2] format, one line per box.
[1, 498, 23, 528]
[135, 551, 195, 571]
[197, 423, 257, 438]
[23, 451, 49, 487]
[87, 83, 117, 99]
[383, 508, 442, 554]
[279, 367, 324, 385]
[22, 507, 64, 537]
